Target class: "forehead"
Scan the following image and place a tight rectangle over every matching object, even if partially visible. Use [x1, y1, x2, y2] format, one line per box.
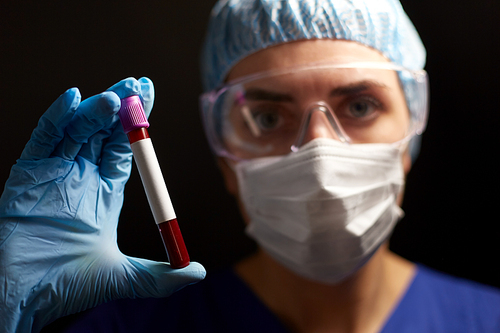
[226, 39, 391, 82]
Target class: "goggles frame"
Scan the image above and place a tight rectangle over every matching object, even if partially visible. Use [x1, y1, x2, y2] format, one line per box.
[200, 61, 429, 161]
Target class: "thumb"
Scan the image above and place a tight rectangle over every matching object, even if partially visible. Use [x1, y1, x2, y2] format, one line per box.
[121, 257, 206, 299]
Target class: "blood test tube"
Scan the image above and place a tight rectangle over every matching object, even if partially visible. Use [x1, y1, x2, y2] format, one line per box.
[118, 95, 190, 269]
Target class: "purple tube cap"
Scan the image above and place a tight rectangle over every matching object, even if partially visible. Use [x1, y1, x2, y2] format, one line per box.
[118, 95, 150, 133]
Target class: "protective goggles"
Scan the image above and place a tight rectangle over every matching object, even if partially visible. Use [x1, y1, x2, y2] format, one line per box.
[200, 62, 429, 160]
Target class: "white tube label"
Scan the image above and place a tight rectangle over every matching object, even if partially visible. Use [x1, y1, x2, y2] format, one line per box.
[131, 139, 176, 223]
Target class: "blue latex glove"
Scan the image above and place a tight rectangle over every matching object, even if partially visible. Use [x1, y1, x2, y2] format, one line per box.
[0, 77, 206, 333]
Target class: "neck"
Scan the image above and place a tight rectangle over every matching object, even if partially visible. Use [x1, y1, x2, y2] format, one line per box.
[234, 244, 415, 333]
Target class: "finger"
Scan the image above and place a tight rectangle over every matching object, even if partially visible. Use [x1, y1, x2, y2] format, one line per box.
[97, 77, 155, 178]
[122, 258, 206, 299]
[106, 77, 142, 100]
[106, 77, 154, 117]
[77, 77, 145, 164]
[51, 92, 121, 161]
[75, 124, 125, 166]
[138, 77, 155, 118]
[20, 88, 81, 161]
[98, 122, 133, 183]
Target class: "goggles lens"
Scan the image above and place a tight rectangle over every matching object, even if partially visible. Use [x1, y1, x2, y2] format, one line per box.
[201, 62, 428, 160]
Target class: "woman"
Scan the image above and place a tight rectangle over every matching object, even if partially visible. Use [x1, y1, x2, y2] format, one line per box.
[1, 1, 499, 332]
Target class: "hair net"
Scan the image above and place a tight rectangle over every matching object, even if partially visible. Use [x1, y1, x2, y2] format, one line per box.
[200, 0, 427, 161]
[201, 0, 426, 92]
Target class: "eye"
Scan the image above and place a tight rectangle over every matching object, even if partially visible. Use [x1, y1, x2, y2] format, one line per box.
[349, 100, 375, 118]
[342, 96, 384, 121]
[254, 111, 281, 130]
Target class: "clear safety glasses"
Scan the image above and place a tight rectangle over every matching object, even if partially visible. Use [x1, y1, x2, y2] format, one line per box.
[200, 62, 429, 160]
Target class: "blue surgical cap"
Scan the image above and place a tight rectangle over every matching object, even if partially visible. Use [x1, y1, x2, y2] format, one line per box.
[201, 0, 426, 92]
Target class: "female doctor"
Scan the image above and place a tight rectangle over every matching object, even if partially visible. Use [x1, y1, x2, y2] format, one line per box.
[1, 0, 500, 332]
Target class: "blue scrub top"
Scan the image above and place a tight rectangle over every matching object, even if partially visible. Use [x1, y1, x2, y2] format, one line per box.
[54, 264, 500, 332]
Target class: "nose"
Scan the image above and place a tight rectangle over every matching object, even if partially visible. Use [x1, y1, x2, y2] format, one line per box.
[293, 104, 350, 150]
[301, 109, 339, 144]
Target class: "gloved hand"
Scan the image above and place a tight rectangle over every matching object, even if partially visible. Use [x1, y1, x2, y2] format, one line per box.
[0, 77, 206, 333]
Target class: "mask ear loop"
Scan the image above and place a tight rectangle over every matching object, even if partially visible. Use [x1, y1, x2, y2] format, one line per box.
[291, 101, 351, 152]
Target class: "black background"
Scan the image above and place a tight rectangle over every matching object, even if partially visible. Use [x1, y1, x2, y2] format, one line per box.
[1, 0, 499, 306]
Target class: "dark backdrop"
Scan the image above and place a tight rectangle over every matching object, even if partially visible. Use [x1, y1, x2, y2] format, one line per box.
[1, 0, 498, 302]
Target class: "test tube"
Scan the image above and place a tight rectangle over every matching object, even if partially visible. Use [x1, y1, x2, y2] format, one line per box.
[118, 95, 190, 269]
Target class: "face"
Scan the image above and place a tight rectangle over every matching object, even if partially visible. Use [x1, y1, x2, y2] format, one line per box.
[218, 39, 412, 208]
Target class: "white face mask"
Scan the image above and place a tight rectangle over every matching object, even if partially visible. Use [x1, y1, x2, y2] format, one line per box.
[234, 138, 405, 284]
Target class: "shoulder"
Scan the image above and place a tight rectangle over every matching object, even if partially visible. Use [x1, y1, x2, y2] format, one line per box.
[415, 265, 500, 306]
[382, 264, 500, 333]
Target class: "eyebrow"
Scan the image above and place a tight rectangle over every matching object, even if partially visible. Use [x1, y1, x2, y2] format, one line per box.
[243, 89, 294, 102]
[242, 80, 389, 102]
[329, 80, 389, 97]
